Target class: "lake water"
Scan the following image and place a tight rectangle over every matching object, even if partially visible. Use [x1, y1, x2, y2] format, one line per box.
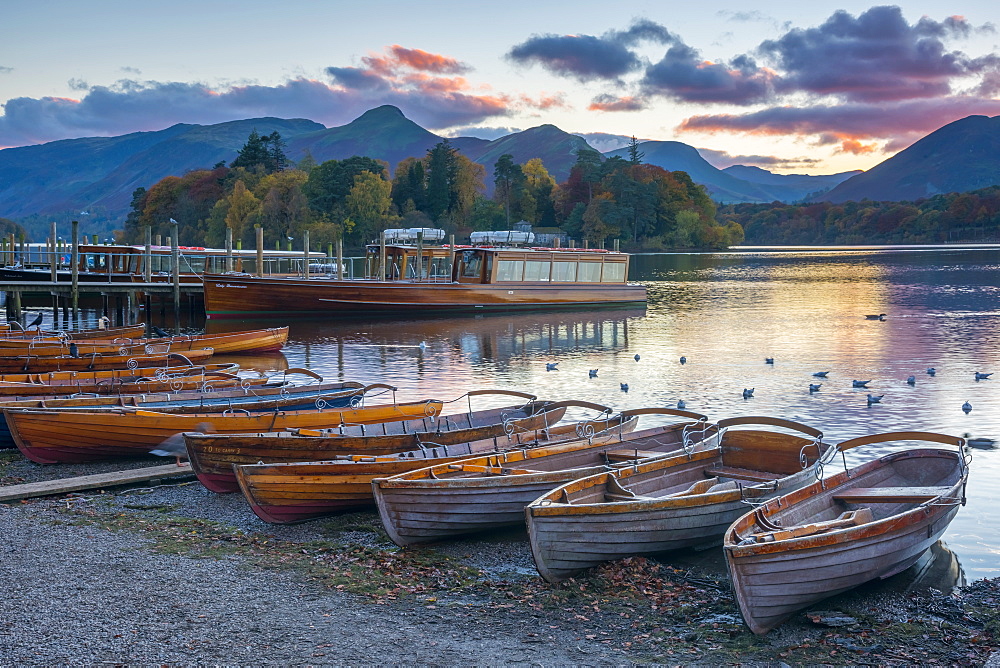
[188, 245, 1000, 584]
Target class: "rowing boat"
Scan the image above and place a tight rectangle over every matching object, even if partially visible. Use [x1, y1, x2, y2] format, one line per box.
[0, 323, 146, 340]
[0, 326, 288, 356]
[374, 408, 715, 546]
[0, 347, 215, 373]
[5, 395, 444, 464]
[0, 364, 255, 397]
[525, 416, 829, 582]
[724, 431, 968, 635]
[234, 407, 639, 524]
[185, 390, 563, 492]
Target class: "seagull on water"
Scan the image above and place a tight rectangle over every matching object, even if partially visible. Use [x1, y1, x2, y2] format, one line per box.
[809, 383, 821, 393]
[634, 354, 640, 362]
[588, 369, 598, 378]
[867, 394, 884, 405]
[679, 356, 686, 364]
[545, 362, 558, 371]
[812, 371, 829, 378]
[865, 313, 887, 320]
[927, 367, 936, 376]
[765, 358, 774, 365]
[742, 388, 754, 399]
[852, 380, 871, 388]
[676, 399, 686, 410]
[975, 372, 992, 381]
[620, 383, 629, 392]
[962, 401, 973, 414]
[906, 375, 916, 385]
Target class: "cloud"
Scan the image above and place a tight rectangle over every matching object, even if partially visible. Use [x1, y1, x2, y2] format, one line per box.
[759, 6, 1000, 102]
[697, 147, 821, 170]
[0, 66, 12, 74]
[120, 66, 141, 75]
[507, 20, 675, 82]
[678, 96, 1000, 152]
[67, 78, 89, 91]
[573, 132, 635, 152]
[642, 45, 776, 104]
[0, 45, 548, 147]
[588, 94, 645, 112]
[445, 125, 523, 140]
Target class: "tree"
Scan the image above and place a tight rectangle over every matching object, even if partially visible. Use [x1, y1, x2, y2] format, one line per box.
[255, 170, 310, 245]
[425, 141, 458, 221]
[230, 130, 270, 171]
[303, 157, 386, 221]
[224, 180, 259, 241]
[345, 170, 394, 243]
[493, 154, 524, 229]
[627, 136, 645, 165]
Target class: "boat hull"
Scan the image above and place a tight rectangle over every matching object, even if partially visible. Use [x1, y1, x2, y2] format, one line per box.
[724, 447, 967, 635]
[203, 274, 647, 318]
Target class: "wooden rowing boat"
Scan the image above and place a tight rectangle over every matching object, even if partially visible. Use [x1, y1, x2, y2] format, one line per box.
[234, 408, 640, 524]
[0, 374, 366, 449]
[723, 431, 968, 635]
[5, 396, 444, 464]
[524, 416, 829, 583]
[185, 390, 563, 493]
[374, 408, 715, 546]
[0, 363, 244, 396]
[0, 323, 146, 340]
[0, 327, 288, 356]
[0, 347, 215, 373]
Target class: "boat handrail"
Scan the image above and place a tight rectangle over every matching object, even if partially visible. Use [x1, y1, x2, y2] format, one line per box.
[832, 430, 969, 480]
[619, 406, 708, 421]
[717, 416, 824, 440]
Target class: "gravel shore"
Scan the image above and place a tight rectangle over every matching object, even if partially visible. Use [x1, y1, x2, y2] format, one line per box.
[1, 453, 998, 666]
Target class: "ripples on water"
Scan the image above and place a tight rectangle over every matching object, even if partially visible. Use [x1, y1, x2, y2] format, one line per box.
[198, 246, 999, 582]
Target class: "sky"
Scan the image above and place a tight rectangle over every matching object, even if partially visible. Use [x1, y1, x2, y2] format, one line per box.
[1, 0, 998, 174]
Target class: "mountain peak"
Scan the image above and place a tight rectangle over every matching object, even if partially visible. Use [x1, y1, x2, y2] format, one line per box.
[354, 105, 407, 122]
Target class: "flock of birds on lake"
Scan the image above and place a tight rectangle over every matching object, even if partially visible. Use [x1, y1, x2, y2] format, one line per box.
[542, 313, 991, 416]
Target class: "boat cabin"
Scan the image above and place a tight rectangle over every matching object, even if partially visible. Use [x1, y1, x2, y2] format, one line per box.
[74, 244, 323, 278]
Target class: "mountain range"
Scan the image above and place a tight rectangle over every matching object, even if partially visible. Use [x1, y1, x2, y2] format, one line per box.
[0, 105, 997, 234]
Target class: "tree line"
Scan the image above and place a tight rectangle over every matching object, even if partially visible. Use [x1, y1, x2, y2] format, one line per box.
[121, 130, 742, 251]
[719, 186, 1000, 245]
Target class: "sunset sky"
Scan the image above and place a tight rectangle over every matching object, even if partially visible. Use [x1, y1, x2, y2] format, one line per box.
[2, 1, 998, 174]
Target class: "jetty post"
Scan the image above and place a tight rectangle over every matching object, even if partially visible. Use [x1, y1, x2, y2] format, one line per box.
[49, 223, 57, 324]
[255, 225, 263, 276]
[379, 230, 386, 281]
[171, 219, 180, 328]
[225, 227, 233, 272]
[71, 220, 79, 315]
[303, 230, 310, 278]
[336, 239, 343, 280]
[448, 235, 455, 278]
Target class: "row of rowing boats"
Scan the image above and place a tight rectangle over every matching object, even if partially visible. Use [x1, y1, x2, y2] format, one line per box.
[0, 372, 970, 634]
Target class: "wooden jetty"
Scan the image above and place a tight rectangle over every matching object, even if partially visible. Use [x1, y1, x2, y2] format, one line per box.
[0, 463, 195, 502]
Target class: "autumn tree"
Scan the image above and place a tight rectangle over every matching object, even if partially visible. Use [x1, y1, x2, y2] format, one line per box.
[345, 170, 394, 243]
[222, 180, 259, 242]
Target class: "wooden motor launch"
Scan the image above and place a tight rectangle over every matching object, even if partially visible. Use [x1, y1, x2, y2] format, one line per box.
[204, 229, 646, 318]
[524, 416, 830, 583]
[724, 431, 969, 635]
[373, 408, 715, 547]
[185, 391, 568, 493]
[233, 406, 641, 524]
[4, 393, 445, 464]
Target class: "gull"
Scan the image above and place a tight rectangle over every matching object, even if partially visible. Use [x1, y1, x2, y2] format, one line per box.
[676, 399, 686, 410]
[620, 383, 629, 392]
[906, 375, 916, 386]
[852, 380, 871, 388]
[975, 372, 992, 381]
[865, 313, 887, 320]
[809, 383, 821, 393]
[812, 371, 829, 378]
[765, 358, 774, 365]
[98, 315, 110, 330]
[545, 362, 558, 371]
[965, 434, 994, 449]
[418, 341, 426, 350]
[742, 388, 754, 399]
[679, 356, 686, 364]
[927, 367, 936, 376]
[634, 354, 641, 362]
[588, 369, 598, 378]
[867, 394, 884, 405]
[962, 401, 973, 414]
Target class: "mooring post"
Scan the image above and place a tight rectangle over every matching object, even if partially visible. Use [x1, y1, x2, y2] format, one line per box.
[379, 230, 386, 281]
[303, 230, 310, 278]
[12, 290, 21, 322]
[71, 221, 79, 314]
[171, 219, 180, 330]
[144, 226, 152, 283]
[255, 225, 264, 276]
[49, 222, 57, 282]
[225, 227, 233, 272]
[336, 239, 343, 280]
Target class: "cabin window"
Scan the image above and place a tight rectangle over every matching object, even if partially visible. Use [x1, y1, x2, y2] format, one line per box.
[185, 255, 207, 273]
[430, 256, 451, 278]
[523, 260, 551, 281]
[496, 260, 525, 282]
[461, 252, 483, 278]
[602, 262, 626, 283]
[577, 262, 602, 282]
[551, 261, 576, 282]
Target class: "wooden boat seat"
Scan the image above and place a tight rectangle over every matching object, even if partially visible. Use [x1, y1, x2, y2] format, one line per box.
[446, 464, 537, 476]
[665, 477, 719, 497]
[746, 508, 873, 543]
[832, 486, 952, 503]
[602, 475, 656, 502]
[605, 448, 666, 462]
[705, 466, 782, 483]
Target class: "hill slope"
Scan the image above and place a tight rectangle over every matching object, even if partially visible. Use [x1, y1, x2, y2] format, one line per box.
[458, 125, 597, 184]
[722, 165, 861, 201]
[817, 115, 1000, 203]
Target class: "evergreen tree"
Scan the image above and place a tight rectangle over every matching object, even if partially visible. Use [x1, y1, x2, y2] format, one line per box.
[230, 130, 270, 171]
[627, 136, 645, 165]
